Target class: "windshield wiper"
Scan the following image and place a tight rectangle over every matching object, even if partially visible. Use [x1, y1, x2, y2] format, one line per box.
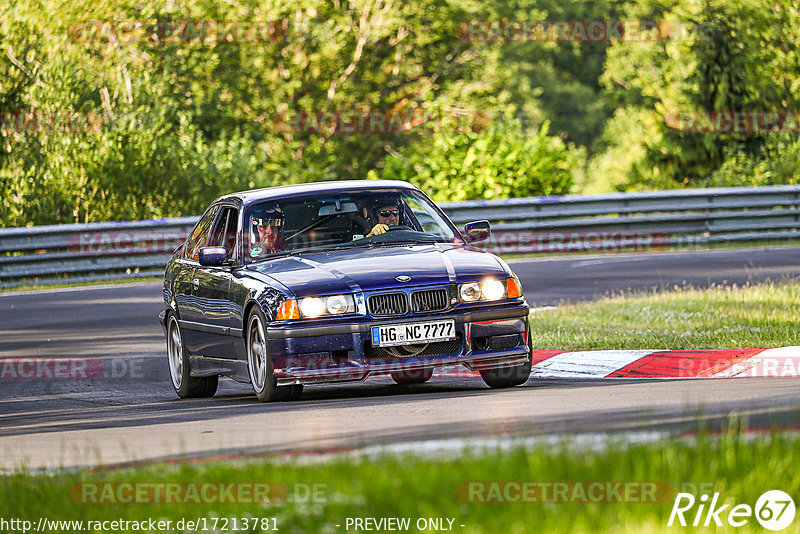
[372, 239, 439, 247]
[249, 249, 304, 262]
[289, 242, 377, 254]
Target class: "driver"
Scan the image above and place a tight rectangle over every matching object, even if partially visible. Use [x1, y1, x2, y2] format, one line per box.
[250, 206, 286, 257]
[366, 201, 401, 237]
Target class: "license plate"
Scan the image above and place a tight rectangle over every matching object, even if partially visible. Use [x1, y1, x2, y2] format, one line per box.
[371, 320, 456, 347]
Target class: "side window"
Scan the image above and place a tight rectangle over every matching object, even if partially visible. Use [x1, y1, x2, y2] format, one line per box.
[184, 206, 219, 261]
[208, 207, 239, 260]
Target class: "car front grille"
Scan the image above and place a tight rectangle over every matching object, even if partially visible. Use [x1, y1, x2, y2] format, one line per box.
[410, 288, 449, 313]
[368, 292, 408, 317]
[364, 336, 463, 359]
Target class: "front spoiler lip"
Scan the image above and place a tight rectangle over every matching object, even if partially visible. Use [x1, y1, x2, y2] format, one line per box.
[274, 347, 530, 385]
[266, 302, 529, 339]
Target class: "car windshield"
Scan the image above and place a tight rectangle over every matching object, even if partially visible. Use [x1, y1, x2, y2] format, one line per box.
[243, 189, 459, 262]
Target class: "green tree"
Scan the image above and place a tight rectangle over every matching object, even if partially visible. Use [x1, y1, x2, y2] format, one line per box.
[591, 0, 800, 191]
[371, 119, 575, 201]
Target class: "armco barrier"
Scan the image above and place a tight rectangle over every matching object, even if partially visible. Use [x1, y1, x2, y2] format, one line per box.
[1, 185, 799, 288]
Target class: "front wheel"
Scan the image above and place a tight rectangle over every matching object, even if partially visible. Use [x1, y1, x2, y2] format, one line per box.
[246, 307, 300, 402]
[166, 313, 218, 398]
[479, 331, 532, 389]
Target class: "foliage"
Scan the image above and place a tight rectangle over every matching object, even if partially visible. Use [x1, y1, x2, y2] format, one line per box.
[0, 0, 617, 226]
[708, 135, 800, 187]
[371, 118, 575, 201]
[3, 0, 800, 226]
[592, 0, 800, 191]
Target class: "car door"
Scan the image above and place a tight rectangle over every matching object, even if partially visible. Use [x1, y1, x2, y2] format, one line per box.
[189, 205, 239, 359]
[177, 204, 219, 352]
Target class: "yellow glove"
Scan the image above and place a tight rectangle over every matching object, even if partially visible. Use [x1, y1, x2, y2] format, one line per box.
[366, 223, 389, 237]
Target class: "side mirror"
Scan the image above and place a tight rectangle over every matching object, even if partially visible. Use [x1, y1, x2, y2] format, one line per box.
[198, 246, 227, 267]
[464, 220, 491, 243]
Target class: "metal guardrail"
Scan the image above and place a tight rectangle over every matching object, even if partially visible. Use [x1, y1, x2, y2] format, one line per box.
[1, 185, 799, 288]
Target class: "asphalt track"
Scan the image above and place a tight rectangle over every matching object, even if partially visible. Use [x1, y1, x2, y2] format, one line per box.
[1, 246, 799, 470]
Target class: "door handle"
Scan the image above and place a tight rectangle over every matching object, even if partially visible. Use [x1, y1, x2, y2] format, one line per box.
[192, 278, 199, 290]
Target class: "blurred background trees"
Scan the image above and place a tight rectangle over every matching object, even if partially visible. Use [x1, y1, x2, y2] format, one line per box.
[1, 0, 798, 226]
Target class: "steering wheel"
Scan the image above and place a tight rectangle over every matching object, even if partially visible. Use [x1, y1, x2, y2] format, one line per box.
[387, 225, 412, 231]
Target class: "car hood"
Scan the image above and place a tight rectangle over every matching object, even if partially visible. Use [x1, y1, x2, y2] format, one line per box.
[246, 244, 508, 297]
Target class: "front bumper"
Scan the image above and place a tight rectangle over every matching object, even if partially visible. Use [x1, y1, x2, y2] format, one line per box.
[265, 303, 531, 385]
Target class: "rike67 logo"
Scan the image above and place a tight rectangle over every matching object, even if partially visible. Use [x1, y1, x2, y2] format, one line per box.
[669, 490, 796, 530]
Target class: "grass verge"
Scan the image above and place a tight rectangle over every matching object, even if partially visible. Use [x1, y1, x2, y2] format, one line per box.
[2, 431, 798, 533]
[530, 279, 800, 350]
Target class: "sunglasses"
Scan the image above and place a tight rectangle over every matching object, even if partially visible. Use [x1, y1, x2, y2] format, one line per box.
[378, 210, 399, 217]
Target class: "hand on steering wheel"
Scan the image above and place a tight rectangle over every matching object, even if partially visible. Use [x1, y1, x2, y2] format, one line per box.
[367, 224, 412, 237]
[366, 223, 389, 237]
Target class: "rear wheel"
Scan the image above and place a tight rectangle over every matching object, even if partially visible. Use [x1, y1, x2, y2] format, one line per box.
[479, 331, 532, 389]
[166, 313, 218, 398]
[391, 367, 433, 385]
[246, 307, 300, 402]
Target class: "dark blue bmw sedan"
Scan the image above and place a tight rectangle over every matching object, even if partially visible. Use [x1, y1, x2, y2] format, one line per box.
[160, 180, 531, 401]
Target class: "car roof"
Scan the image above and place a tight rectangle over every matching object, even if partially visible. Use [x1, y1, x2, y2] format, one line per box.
[216, 180, 422, 207]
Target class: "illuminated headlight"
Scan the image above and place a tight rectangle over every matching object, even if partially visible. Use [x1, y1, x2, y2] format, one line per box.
[481, 279, 506, 301]
[299, 297, 325, 318]
[299, 294, 355, 318]
[458, 280, 508, 302]
[459, 282, 482, 302]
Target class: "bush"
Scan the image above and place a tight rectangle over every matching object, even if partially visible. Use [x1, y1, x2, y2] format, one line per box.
[708, 136, 800, 187]
[371, 119, 576, 202]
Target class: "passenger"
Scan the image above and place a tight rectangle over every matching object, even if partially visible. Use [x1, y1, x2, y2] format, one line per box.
[250, 206, 286, 256]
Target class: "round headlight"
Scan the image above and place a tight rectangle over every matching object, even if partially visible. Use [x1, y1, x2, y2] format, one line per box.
[459, 282, 482, 302]
[299, 297, 325, 318]
[326, 294, 349, 314]
[481, 279, 506, 301]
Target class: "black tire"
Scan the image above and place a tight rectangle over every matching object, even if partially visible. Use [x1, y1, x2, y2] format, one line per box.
[391, 367, 433, 385]
[479, 331, 533, 389]
[201, 375, 219, 397]
[287, 384, 304, 401]
[246, 307, 298, 402]
[166, 313, 218, 398]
